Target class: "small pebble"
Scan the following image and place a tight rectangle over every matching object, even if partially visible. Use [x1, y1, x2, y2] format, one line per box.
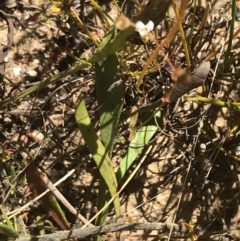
[3, 116, 11, 123]
[234, 146, 240, 157]
[27, 69, 38, 77]
[32, 59, 40, 66]
[31, 130, 44, 141]
[4, 56, 8, 62]
[199, 143, 207, 154]
[13, 66, 21, 76]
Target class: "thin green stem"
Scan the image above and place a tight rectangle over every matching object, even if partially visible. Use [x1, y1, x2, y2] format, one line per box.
[224, 0, 236, 68]
[188, 96, 240, 111]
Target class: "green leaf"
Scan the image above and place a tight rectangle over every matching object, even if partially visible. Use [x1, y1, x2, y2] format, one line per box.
[95, 35, 124, 240]
[116, 112, 159, 183]
[0, 224, 18, 238]
[1, 208, 15, 230]
[75, 96, 120, 219]
[95, 179, 110, 229]
[89, 27, 134, 62]
[96, 54, 124, 157]
[95, 52, 122, 241]
[0, 208, 18, 238]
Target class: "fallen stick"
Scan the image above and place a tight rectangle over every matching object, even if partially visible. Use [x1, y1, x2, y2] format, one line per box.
[15, 222, 231, 241]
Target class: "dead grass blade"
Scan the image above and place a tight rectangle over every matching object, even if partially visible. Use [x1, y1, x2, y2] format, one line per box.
[26, 162, 70, 230]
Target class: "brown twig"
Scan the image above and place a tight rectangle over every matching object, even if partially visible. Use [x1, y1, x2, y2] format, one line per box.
[15, 222, 231, 241]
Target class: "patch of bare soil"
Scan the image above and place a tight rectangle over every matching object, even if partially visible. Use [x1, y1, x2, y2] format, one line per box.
[0, 0, 240, 241]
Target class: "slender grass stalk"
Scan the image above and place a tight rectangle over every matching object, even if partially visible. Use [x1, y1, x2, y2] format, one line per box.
[201, 129, 240, 162]
[206, 26, 240, 61]
[224, 0, 236, 68]
[69, 7, 99, 46]
[171, 0, 190, 68]
[188, 0, 197, 43]
[89, 0, 114, 27]
[188, 96, 240, 111]
[195, 2, 210, 53]
[112, 0, 122, 13]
